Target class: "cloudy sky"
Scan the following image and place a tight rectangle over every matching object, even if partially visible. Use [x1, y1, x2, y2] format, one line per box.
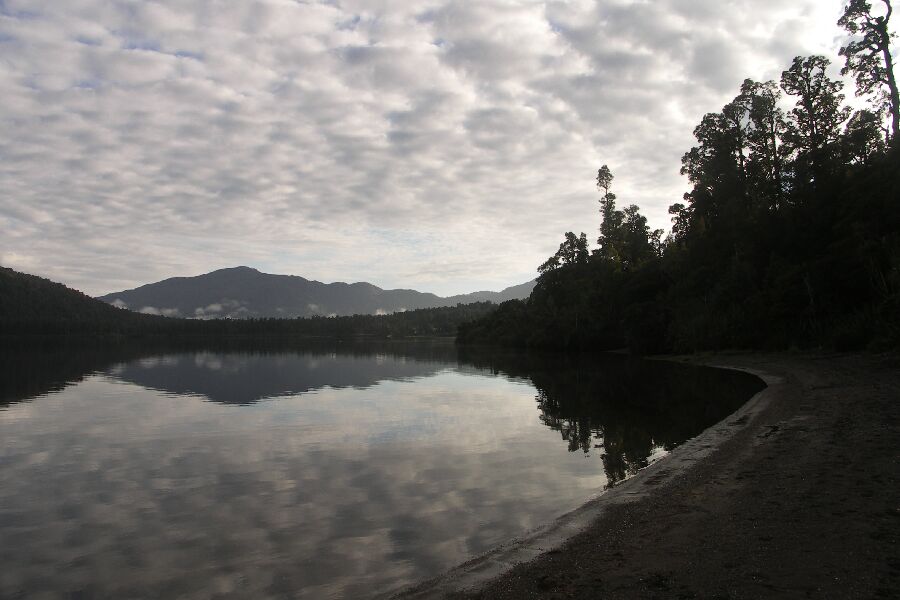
[1, 0, 851, 296]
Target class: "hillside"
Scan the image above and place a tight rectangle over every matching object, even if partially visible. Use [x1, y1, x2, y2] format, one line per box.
[98, 266, 534, 318]
[0, 266, 161, 334]
[0, 266, 499, 338]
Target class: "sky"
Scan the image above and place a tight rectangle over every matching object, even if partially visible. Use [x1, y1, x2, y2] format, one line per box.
[0, 0, 854, 297]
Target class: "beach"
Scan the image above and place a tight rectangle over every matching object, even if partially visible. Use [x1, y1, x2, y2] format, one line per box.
[394, 352, 900, 599]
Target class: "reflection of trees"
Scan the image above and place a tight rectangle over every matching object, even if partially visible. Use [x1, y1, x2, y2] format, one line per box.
[459, 347, 765, 487]
[535, 390, 657, 486]
[0, 338, 460, 408]
[3, 339, 764, 488]
[0, 339, 144, 405]
[535, 390, 659, 485]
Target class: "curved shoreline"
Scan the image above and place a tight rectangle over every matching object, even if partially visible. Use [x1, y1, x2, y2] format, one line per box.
[387, 360, 777, 599]
[389, 353, 899, 599]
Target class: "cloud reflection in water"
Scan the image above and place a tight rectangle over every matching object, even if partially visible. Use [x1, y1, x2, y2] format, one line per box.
[0, 346, 762, 598]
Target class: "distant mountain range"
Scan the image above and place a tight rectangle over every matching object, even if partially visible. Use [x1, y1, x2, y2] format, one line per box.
[98, 266, 535, 319]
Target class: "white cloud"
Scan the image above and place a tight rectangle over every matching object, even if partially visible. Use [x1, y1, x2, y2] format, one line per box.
[0, 0, 848, 296]
[139, 306, 181, 317]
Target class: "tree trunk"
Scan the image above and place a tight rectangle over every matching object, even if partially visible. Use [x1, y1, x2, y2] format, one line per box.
[881, 1, 900, 140]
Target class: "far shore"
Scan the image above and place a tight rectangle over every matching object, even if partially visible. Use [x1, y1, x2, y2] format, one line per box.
[390, 352, 899, 599]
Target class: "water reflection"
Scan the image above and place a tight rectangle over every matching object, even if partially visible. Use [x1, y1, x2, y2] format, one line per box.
[0, 341, 763, 599]
[459, 348, 764, 485]
[110, 351, 450, 404]
[0, 338, 459, 406]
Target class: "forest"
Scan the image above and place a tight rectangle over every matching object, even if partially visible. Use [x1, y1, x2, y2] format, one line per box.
[458, 1, 900, 353]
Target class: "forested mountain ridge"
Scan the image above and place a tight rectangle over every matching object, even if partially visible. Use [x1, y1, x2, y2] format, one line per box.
[98, 266, 534, 319]
[0, 266, 164, 334]
[459, 3, 900, 353]
[0, 265, 497, 338]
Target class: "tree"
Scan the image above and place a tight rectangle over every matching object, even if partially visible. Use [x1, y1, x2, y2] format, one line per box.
[597, 193, 623, 259]
[780, 56, 851, 179]
[742, 79, 790, 209]
[721, 95, 751, 186]
[538, 232, 589, 274]
[596, 165, 625, 261]
[619, 205, 664, 267]
[843, 109, 888, 163]
[839, 0, 899, 140]
[666, 200, 693, 244]
[596, 164, 613, 197]
[679, 109, 747, 232]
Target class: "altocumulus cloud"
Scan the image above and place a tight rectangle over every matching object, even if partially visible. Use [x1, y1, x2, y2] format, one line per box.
[0, 0, 844, 296]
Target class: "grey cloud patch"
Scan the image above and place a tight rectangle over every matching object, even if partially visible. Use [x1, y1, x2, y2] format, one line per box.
[0, 0, 843, 296]
[138, 306, 181, 317]
[190, 300, 252, 320]
[689, 37, 743, 93]
[194, 303, 225, 318]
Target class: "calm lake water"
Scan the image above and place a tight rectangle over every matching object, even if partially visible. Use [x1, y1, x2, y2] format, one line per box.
[0, 340, 763, 599]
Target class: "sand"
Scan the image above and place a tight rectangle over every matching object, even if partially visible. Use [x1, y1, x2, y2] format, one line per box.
[392, 352, 900, 599]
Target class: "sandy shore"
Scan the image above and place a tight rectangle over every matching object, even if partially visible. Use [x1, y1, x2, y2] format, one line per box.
[392, 352, 899, 599]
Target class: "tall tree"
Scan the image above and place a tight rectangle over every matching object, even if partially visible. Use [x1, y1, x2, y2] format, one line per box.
[679, 109, 746, 231]
[839, 0, 899, 140]
[843, 108, 888, 163]
[666, 200, 693, 244]
[721, 95, 751, 187]
[596, 164, 613, 198]
[539, 232, 589, 274]
[780, 56, 851, 179]
[596, 165, 624, 261]
[742, 79, 790, 209]
[619, 205, 664, 267]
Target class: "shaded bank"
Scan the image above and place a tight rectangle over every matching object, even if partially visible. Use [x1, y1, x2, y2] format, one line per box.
[393, 352, 899, 599]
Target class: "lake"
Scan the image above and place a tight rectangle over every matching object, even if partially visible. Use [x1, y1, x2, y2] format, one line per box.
[0, 340, 764, 599]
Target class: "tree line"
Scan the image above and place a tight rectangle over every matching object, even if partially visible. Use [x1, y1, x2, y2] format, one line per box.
[0, 266, 496, 339]
[459, 1, 900, 353]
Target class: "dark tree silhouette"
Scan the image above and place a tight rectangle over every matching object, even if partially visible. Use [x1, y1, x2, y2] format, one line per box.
[538, 232, 589, 274]
[595, 165, 623, 261]
[839, 0, 899, 140]
[742, 79, 789, 210]
[459, 36, 900, 354]
[780, 56, 852, 180]
[843, 108, 888, 163]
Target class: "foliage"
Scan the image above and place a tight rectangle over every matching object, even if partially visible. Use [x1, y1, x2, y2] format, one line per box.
[459, 33, 900, 353]
[839, 0, 899, 139]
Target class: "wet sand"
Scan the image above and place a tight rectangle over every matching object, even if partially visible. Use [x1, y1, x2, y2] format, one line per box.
[393, 352, 899, 599]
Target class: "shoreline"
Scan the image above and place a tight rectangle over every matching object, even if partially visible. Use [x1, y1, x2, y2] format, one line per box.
[389, 352, 899, 599]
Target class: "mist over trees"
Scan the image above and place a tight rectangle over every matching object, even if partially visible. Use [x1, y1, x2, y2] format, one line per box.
[459, 3, 900, 353]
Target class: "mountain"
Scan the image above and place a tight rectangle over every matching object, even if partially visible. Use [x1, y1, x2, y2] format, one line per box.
[98, 266, 535, 319]
[445, 280, 538, 305]
[0, 266, 161, 334]
[0, 265, 504, 338]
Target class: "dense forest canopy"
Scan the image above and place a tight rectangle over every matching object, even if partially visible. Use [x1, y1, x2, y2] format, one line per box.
[459, 1, 900, 353]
